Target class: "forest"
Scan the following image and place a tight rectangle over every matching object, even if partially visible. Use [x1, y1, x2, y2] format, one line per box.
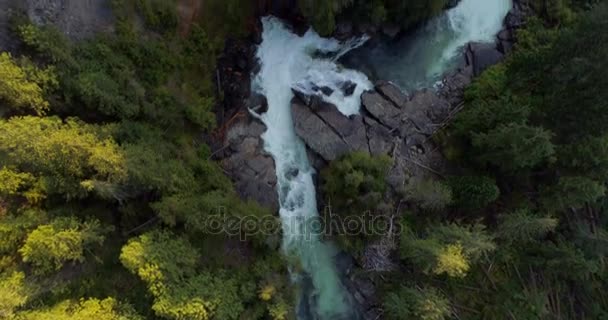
[0, 0, 607, 319]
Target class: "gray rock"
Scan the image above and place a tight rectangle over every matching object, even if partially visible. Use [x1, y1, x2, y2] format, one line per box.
[497, 29, 513, 41]
[223, 117, 279, 211]
[340, 81, 357, 97]
[292, 88, 322, 108]
[312, 103, 369, 153]
[247, 93, 268, 115]
[25, 0, 115, 40]
[405, 89, 450, 123]
[504, 6, 525, 30]
[468, 42, 504, 76]
[498, 39, 514, 55]
[376, 81, 408, 108]
[439, 66, 474, 106]
[361, 91, 401, 129]
[292, 100, 350, 161]
[363, 117, 393, 156]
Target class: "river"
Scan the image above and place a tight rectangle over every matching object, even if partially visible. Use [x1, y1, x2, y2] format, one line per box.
[343, 0, 512, 93]
[251, 0, 510, 319]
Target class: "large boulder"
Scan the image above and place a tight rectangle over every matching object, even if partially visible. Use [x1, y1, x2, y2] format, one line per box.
[292, 99, 351, 161]
[405, 89, 450, 123]
[222, 117, 279, 211]
[361, 91, 402, 129]
[376, 81, 408, 108]
[467, 42, 504, 76]
[363, 116, 393, 156]
[311, 103, 369, 152]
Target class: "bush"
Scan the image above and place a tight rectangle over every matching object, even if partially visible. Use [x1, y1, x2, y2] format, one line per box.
[404, 179, 452, 212]
[321, 151, 391, 212]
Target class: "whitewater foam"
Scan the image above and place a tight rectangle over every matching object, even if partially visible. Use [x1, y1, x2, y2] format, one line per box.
[251, 17, 371, 319]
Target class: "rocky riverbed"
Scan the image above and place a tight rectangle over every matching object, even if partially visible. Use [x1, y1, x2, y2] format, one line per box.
[217, 1, 528, 317]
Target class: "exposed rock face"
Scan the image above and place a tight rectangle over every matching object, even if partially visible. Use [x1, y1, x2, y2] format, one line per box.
[221, 116, 279, 212]
[361, 91, 402, 128]
[376, 81, 408, 108]
[291, 81, 460, 192]
[25, 0, 114, 40]
[0, 0, 20, 52]
[0, 0, 114, 50]
[292, 100, 351, 162]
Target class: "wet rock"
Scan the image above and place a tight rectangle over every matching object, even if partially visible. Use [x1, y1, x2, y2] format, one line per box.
[340, 81, 357, 97]
[361, 91, 402, 129]
[292, 100, 350, 161]
[468, 42, 504, 76]
[222, 117, 279, 211]
[318, 86, 334, 96]
[285, 167, 299, 180]
[504, 5, 526, 30]
[334, 21, 354, 41]
[292, 87, 322, 108]
[497, 29, 513, 41]
[247, 93, 268, 115]
[376, 81, 408, 108]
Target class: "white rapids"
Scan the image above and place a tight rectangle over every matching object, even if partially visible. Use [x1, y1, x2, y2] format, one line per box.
[251, 0, 511, 317]
[251, 17, 372, 320]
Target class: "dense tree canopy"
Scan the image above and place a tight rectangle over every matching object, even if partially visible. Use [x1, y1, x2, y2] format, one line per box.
[1, 0, 607, 319]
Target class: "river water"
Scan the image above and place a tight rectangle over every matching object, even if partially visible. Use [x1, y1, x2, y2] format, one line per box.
[343, 0, 512, 93]
[251, 1, 510, 319]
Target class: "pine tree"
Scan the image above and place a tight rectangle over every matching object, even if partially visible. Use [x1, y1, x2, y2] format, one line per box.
[472, 122, 555, 172]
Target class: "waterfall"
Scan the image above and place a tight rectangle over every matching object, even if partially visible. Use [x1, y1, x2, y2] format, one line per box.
[251, 0, 511, 317]
[251, 17, 371, 319]
[343, 0, 512, 92]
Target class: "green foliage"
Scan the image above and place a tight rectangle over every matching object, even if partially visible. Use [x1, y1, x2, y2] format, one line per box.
[0, 272, 31, 318]
[17, 297, 142, 320]
[558, 135, 608, 179]
[0, 116, 126, 199]
[472, 122, 555, 171]
[120, 230, 199, 285]
[300, 0, 450, 35]
[19, 217, 110, 274]
[384, 286, 450, 320]
[322, 151, 391, 212]
[497, 209, 558, 243]
[400, 223, 494, 277]
[381, 0, 448, 30]
[405, 178, 452, 212]
[0, 53, 53, 115]
[541, 176, 606, 212]
[135, 0, 178, 32]
[120, 230, 247, 320]
[446, 175, 499, 210]
[299, 0, 354, 36]
[0, 209, 47, 255]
